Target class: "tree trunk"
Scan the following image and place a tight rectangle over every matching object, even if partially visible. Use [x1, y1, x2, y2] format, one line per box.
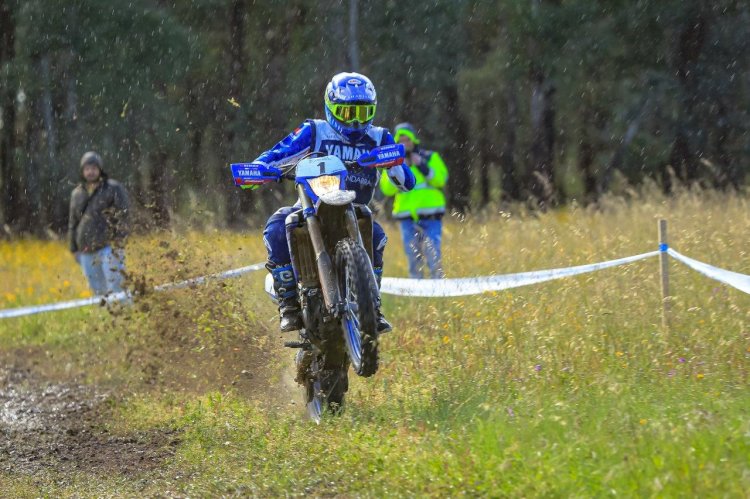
[500, 84, 520, 201]
[224, 0, 248, 226]
[667, 8, 708, 187]
[149, 82, 171, 228]
[149, 146, 171, 228]
[189, 114, 204, 189]
[528, 67, 556, 207]
[602, 94, 651, 193]
[126, 106, 147, 210]
[59, 34, 81, 233]
[348, 0, 359, 71]
[443, 84, 470, 213]
[579, 98, 610, 203]
[578, 107, 596, 203]
[23, 80, 44, 234]
[477, 104, 491, 207]
[255, 4, 297, 221]
[328, 0, 346, 70]
[542, 85, 556, 202]
[714, 101, 738, 188]
[0, 0, 26, 232]
[666, 128, 691, 192]
[40, 54, 64, 230]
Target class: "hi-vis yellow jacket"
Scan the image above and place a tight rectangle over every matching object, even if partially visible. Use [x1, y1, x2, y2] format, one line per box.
[380, 150, 448, 220]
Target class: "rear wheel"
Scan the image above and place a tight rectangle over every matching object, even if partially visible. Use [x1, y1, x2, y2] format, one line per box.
[334, 238, 379, 377]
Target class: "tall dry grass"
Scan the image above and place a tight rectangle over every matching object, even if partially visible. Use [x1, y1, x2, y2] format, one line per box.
[0, 188, 748, 496]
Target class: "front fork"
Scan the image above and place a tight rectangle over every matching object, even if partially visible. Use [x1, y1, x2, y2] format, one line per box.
[297, 185, 376, 317]
[298, 185, 342, 315]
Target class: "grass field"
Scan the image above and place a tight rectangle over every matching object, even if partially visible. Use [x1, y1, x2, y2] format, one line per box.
[1, 188, 749, 497]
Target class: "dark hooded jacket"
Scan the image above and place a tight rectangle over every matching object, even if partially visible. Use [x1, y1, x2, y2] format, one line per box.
[68, 169, 130, 253]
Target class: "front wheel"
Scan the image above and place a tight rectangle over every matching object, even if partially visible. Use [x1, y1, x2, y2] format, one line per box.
[298, 350, 348, 423]
[334, 238, 379, 377]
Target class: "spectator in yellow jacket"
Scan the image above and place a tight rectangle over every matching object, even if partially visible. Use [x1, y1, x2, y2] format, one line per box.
[380, 123, 448, 278]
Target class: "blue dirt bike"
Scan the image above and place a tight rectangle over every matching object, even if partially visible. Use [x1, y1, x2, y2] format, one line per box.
[231, 144, 404, 421]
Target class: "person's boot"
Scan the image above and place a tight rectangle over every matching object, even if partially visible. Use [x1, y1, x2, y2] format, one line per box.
[373, 267, 392, 334]
[268, 263, 304, 332]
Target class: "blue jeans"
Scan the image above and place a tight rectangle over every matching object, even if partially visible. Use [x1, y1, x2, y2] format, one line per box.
[78, 246, 126, 295]
[399, 218, 444, 279]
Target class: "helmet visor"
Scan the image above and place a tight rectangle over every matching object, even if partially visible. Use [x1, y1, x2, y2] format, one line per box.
[329, 103, 376, 124]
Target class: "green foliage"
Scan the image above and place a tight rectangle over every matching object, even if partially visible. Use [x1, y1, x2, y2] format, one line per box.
[457, 0, 750, 200]
[2, 0, 749, 230]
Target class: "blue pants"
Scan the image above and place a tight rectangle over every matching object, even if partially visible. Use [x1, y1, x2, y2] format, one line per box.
[399, 218, 444, 279]
[78, 246, 126, 295]
[264, 206, 387, 269]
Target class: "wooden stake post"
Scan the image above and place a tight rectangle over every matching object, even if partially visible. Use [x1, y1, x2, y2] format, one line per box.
[658, 219, 670, 329]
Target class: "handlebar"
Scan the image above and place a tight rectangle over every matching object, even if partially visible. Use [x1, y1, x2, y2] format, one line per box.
[232, 144, 405, 189]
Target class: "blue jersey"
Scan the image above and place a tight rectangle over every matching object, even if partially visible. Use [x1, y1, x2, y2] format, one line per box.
[252, 119, 415, 204]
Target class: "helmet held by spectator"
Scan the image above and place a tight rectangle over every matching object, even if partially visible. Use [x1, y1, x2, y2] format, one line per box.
[393, 122, 421, 146]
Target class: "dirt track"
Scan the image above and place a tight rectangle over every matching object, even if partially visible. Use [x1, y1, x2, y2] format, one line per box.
[0, 364, 178, 475]
[0, 265, 299, 479]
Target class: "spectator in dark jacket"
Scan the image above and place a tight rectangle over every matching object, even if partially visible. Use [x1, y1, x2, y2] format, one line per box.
[68, 151, 130, 295]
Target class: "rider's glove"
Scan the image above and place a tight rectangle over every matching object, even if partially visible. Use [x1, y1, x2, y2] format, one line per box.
[386, 165, 415, 192]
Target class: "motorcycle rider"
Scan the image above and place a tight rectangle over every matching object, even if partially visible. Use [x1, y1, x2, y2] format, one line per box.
[250, 72, 416, 334]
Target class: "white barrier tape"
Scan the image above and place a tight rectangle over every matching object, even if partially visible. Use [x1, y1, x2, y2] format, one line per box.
[0, 262, 267, 320]
[0, 292, 131, 319]
[153, 263, 266, 292]
[380, 251, 660, 297]
[667, 249, 750, 295]
[7, 246, 746, 319]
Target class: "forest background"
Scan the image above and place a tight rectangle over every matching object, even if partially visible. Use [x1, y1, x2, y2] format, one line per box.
[1, 0, 748, 234]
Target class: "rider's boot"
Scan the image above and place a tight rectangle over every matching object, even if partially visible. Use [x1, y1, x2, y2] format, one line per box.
[373, 267, 392, 334]
[268, 263, 304, 332]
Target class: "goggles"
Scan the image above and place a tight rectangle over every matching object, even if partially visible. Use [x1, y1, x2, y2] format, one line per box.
[327, 101, 376, 124]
